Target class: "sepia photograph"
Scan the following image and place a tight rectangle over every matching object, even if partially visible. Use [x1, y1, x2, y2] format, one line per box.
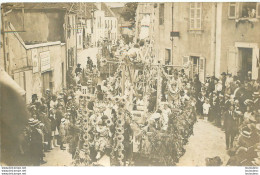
[0, 1, 260, 169]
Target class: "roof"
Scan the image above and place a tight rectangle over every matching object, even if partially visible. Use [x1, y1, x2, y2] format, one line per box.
[2, 3, 75, 13]
[71, 3, 98, 19]
[101, 2, 116, 17]
[110, 7, 123, 17]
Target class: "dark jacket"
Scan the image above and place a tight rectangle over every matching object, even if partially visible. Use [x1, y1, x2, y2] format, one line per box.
[30, 128, 43, 157]
[223, 111, 237, 133]
[55, 110, 64, 130]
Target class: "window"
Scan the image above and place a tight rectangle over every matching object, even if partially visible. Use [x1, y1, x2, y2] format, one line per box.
[230, 2, 260, 19]
[190, 2, 202, 30]
[241, 2, 257, 18]
[159, 3, 164, 25]
[165, 49, 171, 65]
[228, 2, 237, 18]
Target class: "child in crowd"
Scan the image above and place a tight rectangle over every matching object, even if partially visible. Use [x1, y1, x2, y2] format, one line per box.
[203, 98, 211, 121]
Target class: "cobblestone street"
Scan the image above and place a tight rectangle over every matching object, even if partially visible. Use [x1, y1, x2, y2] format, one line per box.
[177, 119, 230, 166]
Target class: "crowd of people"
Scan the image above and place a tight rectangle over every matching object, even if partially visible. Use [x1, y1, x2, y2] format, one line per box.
[3, 37, 259, 167]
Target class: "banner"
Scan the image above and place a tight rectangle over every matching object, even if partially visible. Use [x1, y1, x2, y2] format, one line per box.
[32, 49, 39, 73]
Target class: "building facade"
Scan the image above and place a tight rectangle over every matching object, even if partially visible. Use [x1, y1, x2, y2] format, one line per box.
[1, 3, 73, 103]
[135, 2, 260, 81]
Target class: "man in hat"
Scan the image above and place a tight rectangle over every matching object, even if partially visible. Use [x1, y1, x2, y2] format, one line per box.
[44, 89, 52, 111]
[75, 64, 82, 75]
[31, 94, 38, 105]
[30, 119, 46, 165]
[87, 56, 93, 71]
[223, 103, 237, 150]
[221, 72, 227, 95]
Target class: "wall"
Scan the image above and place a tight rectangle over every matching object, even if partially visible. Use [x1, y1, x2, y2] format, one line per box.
[94, 10, 105, 45]
[104, 17, 118, 44]
[7, 9, 66, 43]
[65, 13, 77, 69]
[220, 2, 260, 75]
[26, 42, 66, 101]
[155, 3, 214, 73]
[4, 23, 28, 74]
[136, 2, 215, 79]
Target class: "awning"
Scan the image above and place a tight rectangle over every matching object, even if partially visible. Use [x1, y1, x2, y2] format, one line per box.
[0, 68, 26, 96]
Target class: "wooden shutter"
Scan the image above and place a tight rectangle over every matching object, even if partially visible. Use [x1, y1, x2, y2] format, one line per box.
[227, 47, 238, 76]
[159, 3, 164, 25]
[182, 56, 190, 77]
[199, 57, 205, 83]
[190, 3, 195, 29]
[196, 3, 202, 29]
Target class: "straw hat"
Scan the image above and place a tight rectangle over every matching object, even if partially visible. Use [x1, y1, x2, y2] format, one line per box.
[28, 118, 35, 125]
[30, 119, 41, 127]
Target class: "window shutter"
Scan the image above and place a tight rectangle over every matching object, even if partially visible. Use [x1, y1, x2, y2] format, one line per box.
[227, 47, 238, 76]
[190, 3, 195, 29]
[196, 3, 201, 29]
[182, 56, 190, 77]
[257, 2, 260, 18]
[199, 57, 205, 83]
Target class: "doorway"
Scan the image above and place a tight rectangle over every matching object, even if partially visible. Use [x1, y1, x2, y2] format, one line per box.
[238, 48, 253, 80]
[190, 56, 200, 78]
[42, 71, 53, 94]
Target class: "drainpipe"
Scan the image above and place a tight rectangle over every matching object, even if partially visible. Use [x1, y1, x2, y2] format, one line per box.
[1, 6, 7, 72]
[215, 3, 222, 78]
[171, 3, 174, 65]
[212, 3, 217, 77]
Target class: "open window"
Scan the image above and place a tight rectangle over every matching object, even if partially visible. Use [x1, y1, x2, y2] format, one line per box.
[229, 2, 260, 19]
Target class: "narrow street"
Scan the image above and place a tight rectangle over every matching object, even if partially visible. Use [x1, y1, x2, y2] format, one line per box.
[42, 144, 73, 166]
[177, 119, 230, 166]
[77, 47, 99, 67]
[42, 119, 230, 167]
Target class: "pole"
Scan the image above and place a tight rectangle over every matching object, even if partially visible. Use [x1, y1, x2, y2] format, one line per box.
[156, 64, 161, 110]
[1, 5, 7, 72]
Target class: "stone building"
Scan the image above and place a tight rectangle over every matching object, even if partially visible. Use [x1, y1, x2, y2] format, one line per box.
[135, 2, 260, 81]
[1, 3, 74, 103]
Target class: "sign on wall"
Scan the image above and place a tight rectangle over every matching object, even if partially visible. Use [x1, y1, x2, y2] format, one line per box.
[40, 51, 51, 72]
[32, 49, 39, 73]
